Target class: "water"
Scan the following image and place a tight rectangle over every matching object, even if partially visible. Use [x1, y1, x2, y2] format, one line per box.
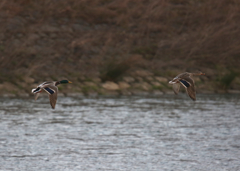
[0, 94, 240, 171]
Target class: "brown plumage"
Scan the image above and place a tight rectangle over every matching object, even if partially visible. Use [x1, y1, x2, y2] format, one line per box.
[169, 72, 205, 101]
[31, 80, 72, 109]
[47, 85, 58, 109]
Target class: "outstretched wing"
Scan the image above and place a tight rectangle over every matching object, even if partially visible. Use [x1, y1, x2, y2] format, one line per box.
[179, 77, 196, 101]
[34, 93, 40, 101]
[172, 83, 180, 95]
[43, 85, 58, 109]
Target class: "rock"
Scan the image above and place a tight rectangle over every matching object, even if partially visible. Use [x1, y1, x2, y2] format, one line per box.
[155, 76, 168, 83]
[132, 83, 142, 89]
[151, 82, 162, 86]
[118, 82, 130, 89]
[141, 82, 151, 91]
[123, 77, 135, 83]
[102, 81, 119, 90]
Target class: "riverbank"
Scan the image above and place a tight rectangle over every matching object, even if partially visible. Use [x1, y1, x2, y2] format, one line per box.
[0, 0, 240, 95]
[1, 68, 240, 97]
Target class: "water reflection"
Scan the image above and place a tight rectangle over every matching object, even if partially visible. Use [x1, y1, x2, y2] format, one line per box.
[0, 94, 240, 170]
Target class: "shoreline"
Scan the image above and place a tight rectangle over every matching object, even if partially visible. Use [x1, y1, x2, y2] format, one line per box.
[1, 90, 240, 98]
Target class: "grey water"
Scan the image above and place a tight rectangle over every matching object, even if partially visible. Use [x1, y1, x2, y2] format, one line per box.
[0, 94, 240, 171]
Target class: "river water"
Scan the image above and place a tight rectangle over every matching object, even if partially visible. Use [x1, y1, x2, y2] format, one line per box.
[0, 94, 240, 171]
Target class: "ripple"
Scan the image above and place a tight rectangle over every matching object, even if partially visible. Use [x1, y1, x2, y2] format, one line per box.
[0, 94, 240, 170]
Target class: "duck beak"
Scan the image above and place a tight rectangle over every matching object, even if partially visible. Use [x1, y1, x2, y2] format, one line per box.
[68, 81, 72, 83]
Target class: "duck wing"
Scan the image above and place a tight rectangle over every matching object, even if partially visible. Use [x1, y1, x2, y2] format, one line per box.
[172, 83, 180, 95]
[179, 77, 196, 101]
[34, 93, 40, 101]
[43, 85, 58, 109]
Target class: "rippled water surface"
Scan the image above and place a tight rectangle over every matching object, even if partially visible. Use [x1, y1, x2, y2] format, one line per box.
[0, 94, 240, 171]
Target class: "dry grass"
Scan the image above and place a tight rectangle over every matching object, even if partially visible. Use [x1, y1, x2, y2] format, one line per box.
[0, 0, 240, 82]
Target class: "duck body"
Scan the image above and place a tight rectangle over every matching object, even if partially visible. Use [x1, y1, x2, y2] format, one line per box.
[31, 80, 72, 109]
[169, 72, 205, 101]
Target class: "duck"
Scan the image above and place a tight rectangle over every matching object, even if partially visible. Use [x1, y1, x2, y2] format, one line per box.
[169, 72, 205, 101]
[31, 80, 72, 109]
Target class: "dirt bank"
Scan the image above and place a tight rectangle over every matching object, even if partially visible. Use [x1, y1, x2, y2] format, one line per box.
[0, 0, 240, 95]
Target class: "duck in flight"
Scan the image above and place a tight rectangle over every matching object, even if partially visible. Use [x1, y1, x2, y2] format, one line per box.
[31, 80, 72, 109]
[169, 72, 205, 101]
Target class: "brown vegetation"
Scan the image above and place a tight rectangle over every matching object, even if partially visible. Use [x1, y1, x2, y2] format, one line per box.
[0, 0, 240, 93]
